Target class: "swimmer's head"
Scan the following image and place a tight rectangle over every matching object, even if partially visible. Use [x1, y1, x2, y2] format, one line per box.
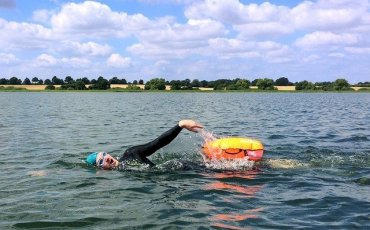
[94, 152, 119, 169]
[86, 152, 98, 165]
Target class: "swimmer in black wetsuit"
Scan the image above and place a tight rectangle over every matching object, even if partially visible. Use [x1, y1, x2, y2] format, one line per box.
[86, 119, 203, 169]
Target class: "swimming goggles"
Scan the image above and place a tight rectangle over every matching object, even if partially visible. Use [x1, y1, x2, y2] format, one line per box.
[97, 152, 107, 167]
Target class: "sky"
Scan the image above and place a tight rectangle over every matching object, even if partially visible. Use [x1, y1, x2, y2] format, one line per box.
[0, 0, 370, 83]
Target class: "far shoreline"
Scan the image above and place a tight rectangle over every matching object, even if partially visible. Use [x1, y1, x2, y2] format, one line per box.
[1, 88, 370, 94]
[1, 84, 370, 93]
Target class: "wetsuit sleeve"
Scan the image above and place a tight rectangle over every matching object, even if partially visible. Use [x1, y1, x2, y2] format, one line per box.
[119, 125, 183, 165]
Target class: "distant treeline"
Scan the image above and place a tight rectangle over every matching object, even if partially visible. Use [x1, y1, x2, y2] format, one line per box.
[0, 76, 369, 91]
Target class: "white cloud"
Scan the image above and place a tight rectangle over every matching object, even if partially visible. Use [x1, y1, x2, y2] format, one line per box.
[128, 19, 226, 58]
[136, 19, 226, 48]
[62, 41, 112, 56]
[234, 22, 292, 38]
[107, 53, 132, 68]
[0, 52, 18, 64]
[262, 43, 292, 63]
[345, 47, 370, 54]
[138, 0, 196, 4]
[206, 38, 259, 59]
[290, 1, 365, 30]
[0, 18, 53, 50]
[32, 9, 54, 23]
[185, 0, 369, 38]
[1, 0, 370, 82]
[206, 38, 291, 62]
[154, 60, 169, 67]
[51, 1, 150, 38]
[34, 54, 91, 68]
[328, 52, 345, 58]
[35, 54, 57, 67]
[61, 57, 90, 68]
[303, 54, 320, 63]
[185, 1, 289, 24]
[316, 0, 369, 10]
[295, 31, 360, 48]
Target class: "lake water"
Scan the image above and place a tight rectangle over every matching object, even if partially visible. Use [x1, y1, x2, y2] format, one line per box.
[0, 92, 369, 229]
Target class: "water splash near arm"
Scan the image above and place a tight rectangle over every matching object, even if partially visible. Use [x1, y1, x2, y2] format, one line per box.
[198, 128, 218, 143]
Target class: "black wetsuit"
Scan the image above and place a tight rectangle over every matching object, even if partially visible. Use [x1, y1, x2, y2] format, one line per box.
[118, 124, 183, 167]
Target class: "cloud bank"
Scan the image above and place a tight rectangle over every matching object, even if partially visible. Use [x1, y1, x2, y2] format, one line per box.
[0, 0, 369, 83]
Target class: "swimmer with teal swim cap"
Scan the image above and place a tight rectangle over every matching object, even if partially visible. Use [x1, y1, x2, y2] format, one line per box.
[86, 120, 203, 170]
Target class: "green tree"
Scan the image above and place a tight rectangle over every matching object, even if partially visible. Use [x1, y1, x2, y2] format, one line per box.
[200, 80, 208, 87]
[81, 77, 90, 84]
[91, 76, 110, 90]
[170, 80, 181, 90]
[52, 76, 64, 85]
[332, 78, 351, 90]
[45, 85, 55, 90]
[145, 78, 166, 90]
[109, 77, 120, 84]
[226, 78, 250, 90]
[22, 78, 31, 85]
[181, 79, 192, 89]
[138, 79, 144, 84]
[31, 77, 39, 84]
[64, 76, 74, 84]
[212, 79, 231, 90]
[133, 80, 138, 84]
[38, 79, 44, 84]
[191, 79, 200, 88]
[251, 79, 259, 86]
[256, 78, 275, 90]
[275, 77, 292, 86]
[74, 80, 86, 90]
[0, 78, 8, 84]
[295, 80, 316, 90]
[227, 79, 250, 90]
[315, 81, 332, 91]
[9, 77, 22, 85]
[44, 79, 52, 85]
[355, 81, 370, 87]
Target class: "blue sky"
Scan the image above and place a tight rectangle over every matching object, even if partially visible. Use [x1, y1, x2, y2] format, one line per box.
[1, 0, 370, 83]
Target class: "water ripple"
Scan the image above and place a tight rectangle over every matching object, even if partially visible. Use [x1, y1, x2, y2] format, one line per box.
[13, 217, 106, 228]
[0, 92, 369, 229]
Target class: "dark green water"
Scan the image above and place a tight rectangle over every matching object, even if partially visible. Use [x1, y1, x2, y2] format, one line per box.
[0, 92, 369, 229]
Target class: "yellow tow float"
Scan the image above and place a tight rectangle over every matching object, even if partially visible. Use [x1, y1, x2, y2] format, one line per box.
[202, 137, 264, 161]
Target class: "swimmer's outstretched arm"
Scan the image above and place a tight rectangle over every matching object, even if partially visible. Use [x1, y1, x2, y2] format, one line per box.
[119, 120, 203, 163]
[179, 119, 203, 133]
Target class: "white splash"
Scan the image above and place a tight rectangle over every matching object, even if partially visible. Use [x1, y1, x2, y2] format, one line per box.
[204, 158, 255, 171]
[198, 129, 255, 170]
[198, 128, 217, 143]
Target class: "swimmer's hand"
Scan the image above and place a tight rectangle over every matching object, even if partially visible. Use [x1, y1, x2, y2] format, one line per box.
[179, 119, 204, 132]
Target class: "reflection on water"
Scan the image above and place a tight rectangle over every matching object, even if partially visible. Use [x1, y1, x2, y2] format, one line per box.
[205, 182, 262, 198]
[203, 171, 263, 229]
[212, 208, 263, 221]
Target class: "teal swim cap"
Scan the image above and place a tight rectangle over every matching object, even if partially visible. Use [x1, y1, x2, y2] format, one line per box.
[86, 152, 98, 165]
